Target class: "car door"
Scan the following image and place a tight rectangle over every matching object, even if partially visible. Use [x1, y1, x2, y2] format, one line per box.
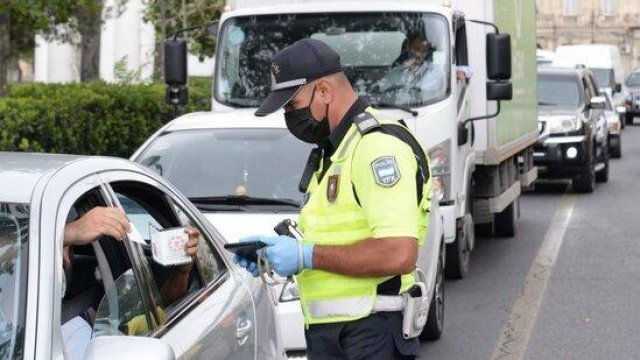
[96, 169, 262, 359]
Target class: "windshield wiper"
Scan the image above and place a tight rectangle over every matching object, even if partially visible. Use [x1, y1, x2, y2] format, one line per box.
[221, 99, 257, 108]
[371, 102, 419, 117]
[189, 195, 300, 208]
[537, 101, 558, 106]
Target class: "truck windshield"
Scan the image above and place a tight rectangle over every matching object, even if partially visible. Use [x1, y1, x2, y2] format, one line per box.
[590, 68, 612, 90]
[0, 204, 29, 359]
[216, 12, 450, 108]
[135, 128, 312, 210]
[537, 75, 582, 109]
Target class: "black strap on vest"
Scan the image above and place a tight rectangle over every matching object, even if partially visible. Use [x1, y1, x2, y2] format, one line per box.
[354, 112, 430, 296]
[353, 112, 430, 205]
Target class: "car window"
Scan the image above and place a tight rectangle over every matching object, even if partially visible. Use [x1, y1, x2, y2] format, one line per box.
[537, 74, 582, 109]
[110, 181, 225, 320]
[0, 204, 29, 359]
[136, 128, 311, 211]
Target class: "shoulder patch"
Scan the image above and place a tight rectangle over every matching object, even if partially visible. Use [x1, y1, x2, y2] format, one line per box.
[354, 112, 380, 135]
[371, 156, 401, 187]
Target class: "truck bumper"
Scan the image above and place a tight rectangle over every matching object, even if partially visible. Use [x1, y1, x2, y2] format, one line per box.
[533, 135, 588, 179]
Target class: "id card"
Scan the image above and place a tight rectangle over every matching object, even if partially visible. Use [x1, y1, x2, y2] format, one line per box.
[149, 226, 192, 267]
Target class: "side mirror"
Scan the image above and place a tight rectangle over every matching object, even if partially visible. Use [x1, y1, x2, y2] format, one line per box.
[164, 38, 187, 86]
[486, 33, 511, 80]
[206, 21, 220, 37]
[487, 81, 513, 101]
[590, 96, 606, 109]
[85, 336, 175, 360]
[615, 83, 622, 93]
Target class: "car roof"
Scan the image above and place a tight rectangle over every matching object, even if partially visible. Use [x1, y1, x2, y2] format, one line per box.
[163, 109, 287, 132]
[538, 66, 589, 79]
[0, 152, 140, 203]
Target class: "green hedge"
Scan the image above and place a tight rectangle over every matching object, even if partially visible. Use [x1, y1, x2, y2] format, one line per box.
[0, 78, 212, 158]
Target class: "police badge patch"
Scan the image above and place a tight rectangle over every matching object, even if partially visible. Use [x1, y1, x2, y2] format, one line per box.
[371, 156, 401, 187]
[327, 175, 339, 203]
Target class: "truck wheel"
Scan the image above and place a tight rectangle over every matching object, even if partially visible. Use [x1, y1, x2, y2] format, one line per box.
[495, 197, 519, 237]
[572, 152, 595, 193]
[596, 146, 609, 183]
[445, 214, 472, 279]
[626, 113, 634, 125]
[421, 241, 445, 341]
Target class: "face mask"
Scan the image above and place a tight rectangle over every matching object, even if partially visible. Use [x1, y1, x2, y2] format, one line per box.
[284, 85, 330, 144]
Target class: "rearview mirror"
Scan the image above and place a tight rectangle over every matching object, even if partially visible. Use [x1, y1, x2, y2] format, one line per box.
[85, 336, 175, 360]
[486, 33, 511, 80]
[487, 81, 513, 101]
[590, 96, 606, 109]
[164, 38, 187, 86]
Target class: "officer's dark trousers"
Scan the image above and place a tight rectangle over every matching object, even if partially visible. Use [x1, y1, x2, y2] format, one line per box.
[305, 311, 419, 360]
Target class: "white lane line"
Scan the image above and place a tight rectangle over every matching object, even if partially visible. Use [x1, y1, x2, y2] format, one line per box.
[490, 193, 577, 360]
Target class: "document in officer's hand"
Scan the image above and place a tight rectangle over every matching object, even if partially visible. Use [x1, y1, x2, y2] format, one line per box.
[150, 226, 192, 266]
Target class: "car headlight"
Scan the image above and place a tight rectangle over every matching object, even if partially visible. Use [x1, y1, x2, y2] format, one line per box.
[427, 139, 451, 203]
[616, 105, 626, 113]
[546, 116, 583, 134]
[279, 281, 300, 302]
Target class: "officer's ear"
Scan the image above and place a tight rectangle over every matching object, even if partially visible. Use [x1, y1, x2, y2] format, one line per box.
[316, 78, 334, 105]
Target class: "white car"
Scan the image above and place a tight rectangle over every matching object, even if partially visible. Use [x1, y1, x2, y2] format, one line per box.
[0, 152, 279, 359]
[132, 110, 446, 358]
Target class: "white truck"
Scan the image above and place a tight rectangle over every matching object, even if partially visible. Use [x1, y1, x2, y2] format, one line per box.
[168, 0, 537, 279]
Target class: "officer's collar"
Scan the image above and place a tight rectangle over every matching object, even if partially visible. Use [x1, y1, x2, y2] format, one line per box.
[323, 96, 370, 156]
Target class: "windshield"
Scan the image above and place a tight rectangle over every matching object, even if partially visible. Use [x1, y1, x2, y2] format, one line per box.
[136, 128, 312, 208]
[590, 68, 613, 89]
[537, 75, 582, 109]
[0, 204, 29, 359]
[626, 72, 640, 87]
[216, 12, 450, 108]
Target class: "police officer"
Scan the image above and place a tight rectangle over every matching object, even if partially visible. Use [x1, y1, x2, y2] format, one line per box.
[236, 39, 431, 360]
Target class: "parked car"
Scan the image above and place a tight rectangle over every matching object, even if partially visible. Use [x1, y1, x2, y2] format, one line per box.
[535, 67, 610, 192]
[0, 152, 279, 359]
[624, 70, 640, 125]
[601, 89, 622, 158]
[132, 110, 447, 357]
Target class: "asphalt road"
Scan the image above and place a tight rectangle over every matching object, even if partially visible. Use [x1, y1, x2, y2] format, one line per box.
[419, 125, 640, 359]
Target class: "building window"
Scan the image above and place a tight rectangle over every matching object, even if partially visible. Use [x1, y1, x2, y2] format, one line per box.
[602, 0, 616, 16]
[563, 0, 579, 16]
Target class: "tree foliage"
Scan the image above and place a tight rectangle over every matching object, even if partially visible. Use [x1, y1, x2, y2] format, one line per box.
[144, 0, 225, 60]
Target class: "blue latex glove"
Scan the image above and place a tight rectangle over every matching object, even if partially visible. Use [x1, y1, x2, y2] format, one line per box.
[233, 254, 260, 277]
[239, 235, 314, 278]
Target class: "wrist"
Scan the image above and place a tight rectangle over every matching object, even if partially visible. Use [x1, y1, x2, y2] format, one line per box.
[303, 244, 314, 270]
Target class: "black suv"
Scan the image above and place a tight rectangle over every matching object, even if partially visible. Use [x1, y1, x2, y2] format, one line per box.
[624, 70, 640, 125]
[535, 67, 610, 192]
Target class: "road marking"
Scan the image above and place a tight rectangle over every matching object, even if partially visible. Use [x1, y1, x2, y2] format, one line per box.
[490, 193, 577, 360]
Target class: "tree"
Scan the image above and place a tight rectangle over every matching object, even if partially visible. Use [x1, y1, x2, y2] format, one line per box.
[145, 0, 225, 81]
[0, 1, 77, 96]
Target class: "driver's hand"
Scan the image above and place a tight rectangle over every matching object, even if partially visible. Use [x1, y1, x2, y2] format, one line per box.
[64, 207, 130, 246]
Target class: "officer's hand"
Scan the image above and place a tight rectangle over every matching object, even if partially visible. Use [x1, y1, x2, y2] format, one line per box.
[259, 235, 314, 278]
[232, 236, 262, 277]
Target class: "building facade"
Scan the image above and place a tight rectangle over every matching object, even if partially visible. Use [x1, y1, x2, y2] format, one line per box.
[537, 0, 640, 71]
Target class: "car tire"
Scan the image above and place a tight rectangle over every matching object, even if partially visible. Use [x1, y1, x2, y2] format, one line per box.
[495, 197, 519, 237]
[595, 152, 609, 183]
[421, 241, 444, 341]
[610, 136, 622, 158]
[626, 113, 634, 126]
[572, 150, 595, 193]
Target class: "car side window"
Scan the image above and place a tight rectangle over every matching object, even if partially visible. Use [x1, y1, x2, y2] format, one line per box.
[110, 181, 226, 320]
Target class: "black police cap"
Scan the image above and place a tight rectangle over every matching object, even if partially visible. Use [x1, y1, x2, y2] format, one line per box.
[255, 38, 343, 117]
